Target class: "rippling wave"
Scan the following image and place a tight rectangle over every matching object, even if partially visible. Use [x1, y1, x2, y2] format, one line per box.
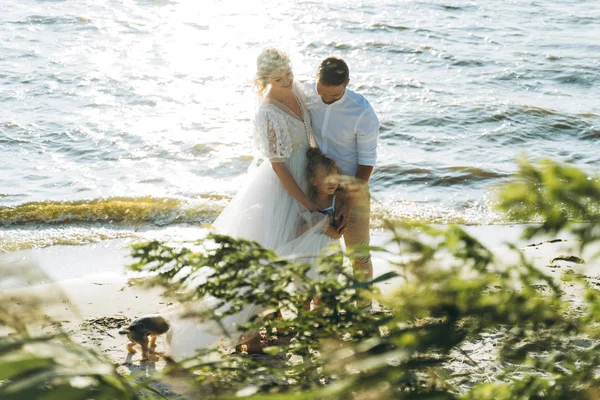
[372, 165, 508, 188]
[1, 0, 599, 253]
[0, 195, 502, 238]
[0, 226, 137, 253]
[0, 196, 226, 226]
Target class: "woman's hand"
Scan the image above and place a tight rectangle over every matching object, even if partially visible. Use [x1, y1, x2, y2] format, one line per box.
[271, 162, 321, 213]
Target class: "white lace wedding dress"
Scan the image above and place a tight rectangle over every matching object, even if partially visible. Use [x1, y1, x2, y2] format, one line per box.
[168, 84, 335, 359]
[212, 84, 313, 250]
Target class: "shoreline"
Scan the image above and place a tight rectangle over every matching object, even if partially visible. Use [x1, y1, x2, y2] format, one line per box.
[1, 224, 598, 397]
[3, 223, 588, 283]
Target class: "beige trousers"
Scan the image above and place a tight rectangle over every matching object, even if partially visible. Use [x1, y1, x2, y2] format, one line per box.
[343, 182, 372, 283]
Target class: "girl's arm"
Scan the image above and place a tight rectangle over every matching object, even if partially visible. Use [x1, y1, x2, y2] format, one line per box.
[271, 162, 320, 211]
[325, 196, 344, 239]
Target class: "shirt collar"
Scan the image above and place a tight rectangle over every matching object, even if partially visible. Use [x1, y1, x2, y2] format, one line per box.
[313, 83, 348, 106]
[337, 89, 348, 105]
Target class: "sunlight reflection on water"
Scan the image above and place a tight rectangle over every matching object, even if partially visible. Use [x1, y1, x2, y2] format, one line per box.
[1, 0, 599, 228]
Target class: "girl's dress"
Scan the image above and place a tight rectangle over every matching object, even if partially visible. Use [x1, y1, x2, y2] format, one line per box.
[275, 195, 340, 281]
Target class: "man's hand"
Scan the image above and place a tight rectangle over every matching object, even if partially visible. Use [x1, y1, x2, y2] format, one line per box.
[355, 165, 374, 183]
[325, 226, 343, 240]
[335, 202, 350, 234]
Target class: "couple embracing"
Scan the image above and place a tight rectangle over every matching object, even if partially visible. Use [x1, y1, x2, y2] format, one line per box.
[215, 48, 379, 287]
[168, 49, 379, 358]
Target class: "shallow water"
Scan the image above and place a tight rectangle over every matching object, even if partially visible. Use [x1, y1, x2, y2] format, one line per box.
[1, 0, 599, 250]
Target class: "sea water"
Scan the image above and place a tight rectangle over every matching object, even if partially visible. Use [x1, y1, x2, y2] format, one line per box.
[1, 0, 599, 251]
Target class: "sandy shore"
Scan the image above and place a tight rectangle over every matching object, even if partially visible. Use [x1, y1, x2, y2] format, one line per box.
[1, 224, 598, 397]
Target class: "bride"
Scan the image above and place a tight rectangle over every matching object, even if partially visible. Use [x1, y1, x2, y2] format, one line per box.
[212, 48, 320, 249]
[167, 48, 331, 359]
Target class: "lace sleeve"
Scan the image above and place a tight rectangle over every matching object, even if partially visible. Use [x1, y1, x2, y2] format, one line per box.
[253, 107, 292, 162]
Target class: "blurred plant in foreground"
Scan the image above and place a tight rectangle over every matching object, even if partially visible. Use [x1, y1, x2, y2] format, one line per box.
[0, 259, 159, 400]
[1, 157, 600, 399]
[126, 158, 600, 399]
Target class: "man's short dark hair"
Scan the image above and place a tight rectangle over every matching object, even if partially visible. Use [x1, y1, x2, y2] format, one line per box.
[317, 57, 349, 86]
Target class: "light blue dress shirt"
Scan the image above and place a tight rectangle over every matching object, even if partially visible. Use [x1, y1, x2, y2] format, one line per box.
[303, 82, 379, 176]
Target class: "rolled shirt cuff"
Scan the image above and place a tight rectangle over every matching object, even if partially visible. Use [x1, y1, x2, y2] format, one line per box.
[357, 156, 376, 166]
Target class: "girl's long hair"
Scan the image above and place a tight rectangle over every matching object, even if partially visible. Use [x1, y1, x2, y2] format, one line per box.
[306, 147, 337, 200]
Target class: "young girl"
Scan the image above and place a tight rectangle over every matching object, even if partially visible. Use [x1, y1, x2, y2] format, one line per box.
[275, 148, 345, 311]
[304, 147, 344, 240]
[279, 147, 344, 247]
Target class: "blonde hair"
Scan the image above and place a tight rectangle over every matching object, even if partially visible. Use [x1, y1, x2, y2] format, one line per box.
[254, 48, 291, 98]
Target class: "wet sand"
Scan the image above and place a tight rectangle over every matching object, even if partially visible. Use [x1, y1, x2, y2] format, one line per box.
[1, 225, 598, 398]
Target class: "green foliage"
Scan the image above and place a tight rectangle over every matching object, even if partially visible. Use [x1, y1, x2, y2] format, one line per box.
[0, 261, 160, 400]
[126, 220, 599, 398]
[129, 235, 391, 397]
[0, 336, 140, 400]
[3, 157, 600, 399]
[498, 157, 600, 247]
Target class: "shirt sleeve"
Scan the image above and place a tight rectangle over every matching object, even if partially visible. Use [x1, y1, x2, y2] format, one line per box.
[355, 105, 379, 166]
[253, 107, 293, 162]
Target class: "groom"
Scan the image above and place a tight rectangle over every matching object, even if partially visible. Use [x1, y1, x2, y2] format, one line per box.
[303, 56, 380, 292]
